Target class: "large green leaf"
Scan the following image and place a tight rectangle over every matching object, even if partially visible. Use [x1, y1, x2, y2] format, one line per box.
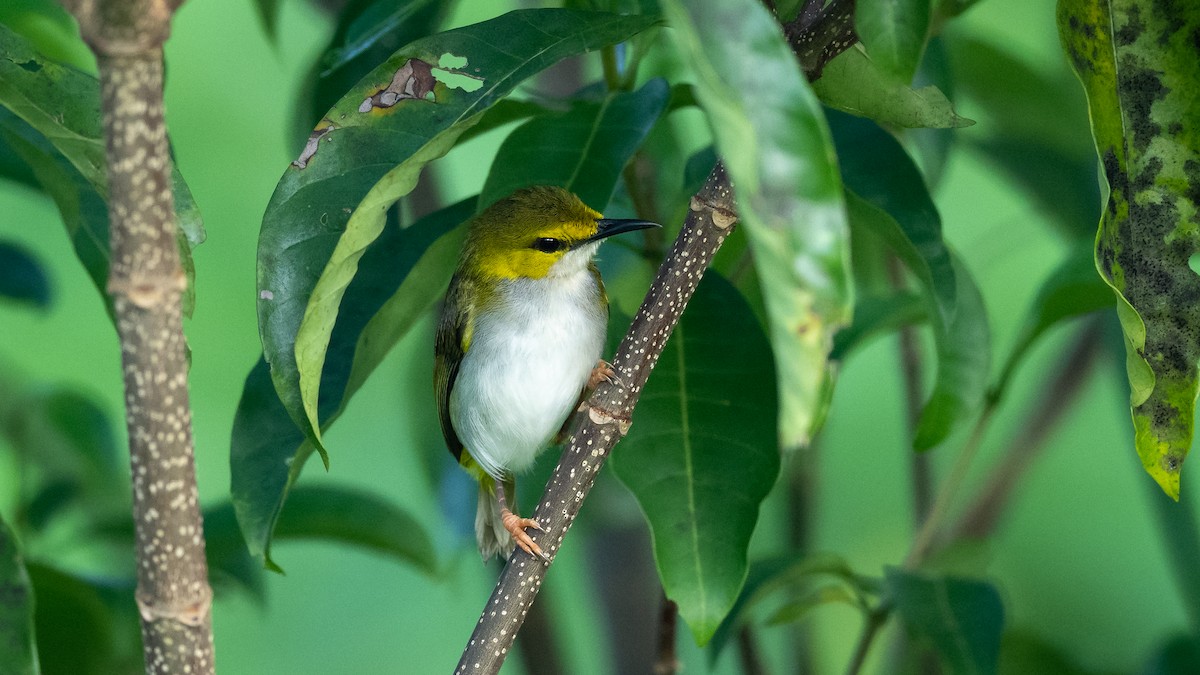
[856, 0, 931, 83]
[26, 564, 133, 674]
[831, 291, 928, 361]
[887, 567, 1004, 675]
[611, 273, 779, 645]
[662, 0, 853, 451]
[257, 9, 658, 460]
[0, 26, 203, 318]
[1058, 0, 1200, 498]
[813, 45, 973, 129]
[0, 518, 36, 675]
[235, 198, 471, 566]
[478, 78, 669, 211]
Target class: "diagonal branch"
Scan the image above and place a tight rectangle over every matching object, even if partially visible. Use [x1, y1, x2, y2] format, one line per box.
[58, 1, 214, 673]
[455, 3, 857, 672]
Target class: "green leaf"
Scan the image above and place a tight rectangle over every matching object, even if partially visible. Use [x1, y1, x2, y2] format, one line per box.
[992, 247, 1114, 400]
[257, 9, 658, 460]
[200, 503, 265, 602]
[998, 630, 1094, 675]
[1058, 0, 1200, 499]
[830, 109, 957, 324]
[663, 0, 853, 451]
[0, 241, 50, 309]
[0, 518, 36, 675]
[454, 98, 560, 146]
[234, 199, 471, 566]
[766, 584, 861, 625]
[813, 45, 973, 129]
[856, 0, 931, 83]
[611, 273, 780, 645]
[887, 567, 1004, 675]
[0, 26, 204, 318]
[272, 486, 438, 575]
[912, 253, 990, 451]
[831, 291, 928, 361]
[478, 78, 669, 211]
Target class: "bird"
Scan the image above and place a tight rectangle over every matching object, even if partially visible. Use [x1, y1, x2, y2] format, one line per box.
[434, 186, 658, 561]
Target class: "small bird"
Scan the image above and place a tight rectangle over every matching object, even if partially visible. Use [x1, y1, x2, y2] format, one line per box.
[435, 186, 658, 560]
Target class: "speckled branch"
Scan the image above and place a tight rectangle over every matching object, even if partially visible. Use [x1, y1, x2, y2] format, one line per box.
[59, 1, 214, 673]
[456, 3, 857, 671]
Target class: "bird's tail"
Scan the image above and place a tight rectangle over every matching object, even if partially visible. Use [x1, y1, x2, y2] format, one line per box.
[476, 477, 516, 561]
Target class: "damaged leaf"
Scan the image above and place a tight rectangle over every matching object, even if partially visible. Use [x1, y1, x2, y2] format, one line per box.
[256, 9, 657, 465]
[1058, 0, 1200, 498]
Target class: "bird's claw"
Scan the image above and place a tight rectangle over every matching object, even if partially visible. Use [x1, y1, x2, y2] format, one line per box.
[501, 509, 549, 561]
[589, 360, 624, 390]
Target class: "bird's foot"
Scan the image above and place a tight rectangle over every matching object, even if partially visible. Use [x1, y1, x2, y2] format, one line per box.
[501, 508, 548, 560]
[589, 359, 624, 389]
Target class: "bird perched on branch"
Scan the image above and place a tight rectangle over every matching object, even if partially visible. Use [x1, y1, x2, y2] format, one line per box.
[435, 186, 658, 560]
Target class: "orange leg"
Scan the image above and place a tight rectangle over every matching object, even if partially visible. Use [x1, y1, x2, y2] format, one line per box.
[496, 488, 546, 560]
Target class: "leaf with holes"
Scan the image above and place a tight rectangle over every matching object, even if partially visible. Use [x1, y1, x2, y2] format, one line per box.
[1059, 0, 1200, 498]
[611, 273, 779, 644]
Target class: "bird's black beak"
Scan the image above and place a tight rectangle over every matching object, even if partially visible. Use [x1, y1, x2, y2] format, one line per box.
[582, 218, 660, 245]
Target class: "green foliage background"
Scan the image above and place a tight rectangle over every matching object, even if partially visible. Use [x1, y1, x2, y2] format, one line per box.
[0, 0, 1194, 672]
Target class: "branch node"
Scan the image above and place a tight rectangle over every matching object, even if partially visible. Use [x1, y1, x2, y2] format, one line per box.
[135, 585, 213, 627]
[585, 403, 632, 435]
[689, 195, 738, 229]
[108, 269, 187, 308]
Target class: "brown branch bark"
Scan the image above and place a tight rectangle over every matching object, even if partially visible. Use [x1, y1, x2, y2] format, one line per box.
[59, 1, 214, 673]
[456, 3, 857, 672]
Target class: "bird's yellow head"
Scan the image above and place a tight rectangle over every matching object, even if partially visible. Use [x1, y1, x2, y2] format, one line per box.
[462, 186, 658, 280]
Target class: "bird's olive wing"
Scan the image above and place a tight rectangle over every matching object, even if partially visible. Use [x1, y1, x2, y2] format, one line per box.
[434, 273, 472, 461]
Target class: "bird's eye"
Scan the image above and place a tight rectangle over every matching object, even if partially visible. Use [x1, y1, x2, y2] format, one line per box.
[531, 237, 563, 253]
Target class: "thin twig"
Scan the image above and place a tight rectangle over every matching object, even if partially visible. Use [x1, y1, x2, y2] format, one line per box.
[844, 603, 890, 675]
[58, 0, 214, 672]
[887, 257, 932, 525]
[653, 592, 680, 675]
[736, 624, 768, 675]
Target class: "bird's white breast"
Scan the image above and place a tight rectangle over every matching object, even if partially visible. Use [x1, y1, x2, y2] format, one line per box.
[449, 262, 606, 480]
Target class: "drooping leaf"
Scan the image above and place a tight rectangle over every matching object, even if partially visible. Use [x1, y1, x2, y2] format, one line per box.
[478, 78, 669, 211]
[766, 584, 861, 625]
[855, 0, 931, 83]
[0, 26, 204, 318]
[611, 273, 779, 645]
[912, 253, 990, 451]
[1058, 0, 1200, 498]
[662, 0, 853, 451]
[0, 518, 36, 675]
[271, 485, 438, 575]
[257, 10, 658, 460]
[812, 45, 973, 129]
[992, 247, 1114, 400]
[887, 567, 1004, 675]
[235, 198, 471, 567]
[830, 109, 957, 323]
[0, 241, 50, 309]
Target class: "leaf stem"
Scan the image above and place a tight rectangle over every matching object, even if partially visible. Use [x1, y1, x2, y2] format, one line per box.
[844, 602, 891, 675]
[905, 406, 995, 569]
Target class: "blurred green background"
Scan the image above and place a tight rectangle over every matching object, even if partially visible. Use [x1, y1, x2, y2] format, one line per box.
[0, 0, 1192, 672]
